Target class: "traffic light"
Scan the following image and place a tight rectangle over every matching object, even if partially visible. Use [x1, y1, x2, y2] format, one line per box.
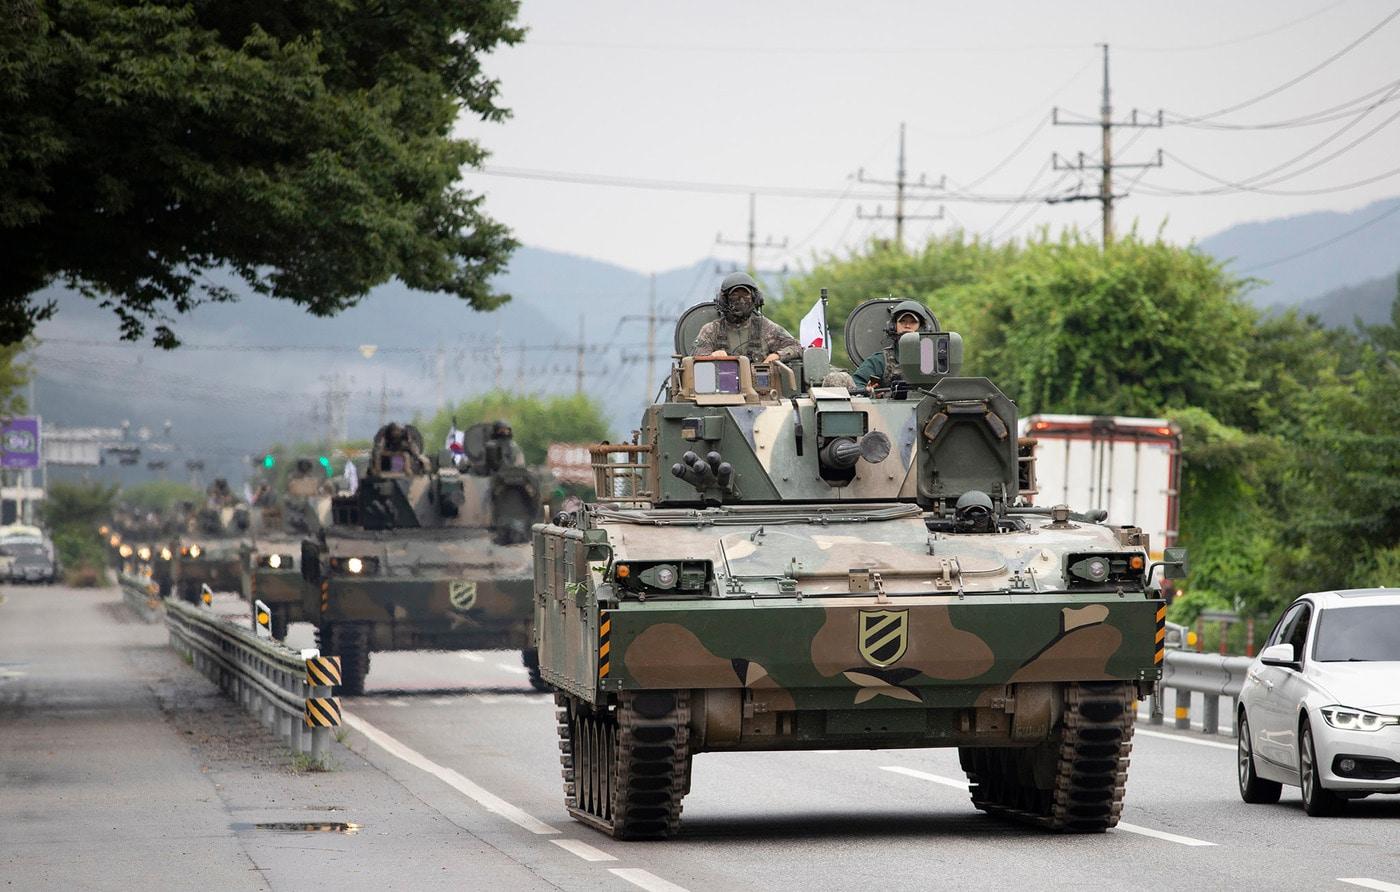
[263, 453, 276, 469]
[318, 455, 332, 476]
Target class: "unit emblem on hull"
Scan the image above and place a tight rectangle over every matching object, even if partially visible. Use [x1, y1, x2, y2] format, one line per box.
[858, 609, 909, 667]
[449, 580, 478, 611]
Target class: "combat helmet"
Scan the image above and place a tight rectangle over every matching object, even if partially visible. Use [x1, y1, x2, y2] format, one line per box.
[882, 298, 939, 337]
[715, 272, 763, 322]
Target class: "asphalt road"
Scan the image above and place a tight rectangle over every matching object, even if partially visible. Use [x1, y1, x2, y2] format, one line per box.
[4, 585, 1397, 891]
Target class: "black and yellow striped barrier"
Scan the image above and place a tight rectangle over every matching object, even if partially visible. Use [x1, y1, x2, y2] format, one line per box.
[1155, 604, 1167, 665]
[306, 655, 342, 688]
[598, 610, 611, 681]
[304, 696, 342, 728]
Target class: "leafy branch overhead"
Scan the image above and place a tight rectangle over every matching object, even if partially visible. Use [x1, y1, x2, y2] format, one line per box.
[0, 0, 524, 346]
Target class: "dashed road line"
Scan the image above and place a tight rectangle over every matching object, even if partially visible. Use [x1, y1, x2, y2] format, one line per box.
[458, 652, 485, 663]
[342, 712, 559, 835]
[880, 765, 1218, 847]
[1115, 822, 1216, 847]
[550, 838, 617, 862]
[496, 662, 530, 675]
[609, 868, 691, 892]
[1340, 880, 1400, 891]
[880, 765, 970, 790]
[1134, 727, 1237, 751]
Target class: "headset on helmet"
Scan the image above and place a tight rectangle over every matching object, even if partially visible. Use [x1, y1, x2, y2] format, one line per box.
[714, 271, 764, 320]
[882, 299, 938, 337]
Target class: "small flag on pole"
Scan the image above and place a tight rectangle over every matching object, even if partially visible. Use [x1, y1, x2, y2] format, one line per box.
[799, 298, 830, 357]
[445, 419, 466, 468]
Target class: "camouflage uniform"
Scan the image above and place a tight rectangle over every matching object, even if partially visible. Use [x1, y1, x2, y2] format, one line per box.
[692, 315, 801, 364]
[851, 344, 903, 391]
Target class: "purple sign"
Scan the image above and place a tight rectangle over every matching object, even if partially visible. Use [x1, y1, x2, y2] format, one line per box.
[1, 417, 41, 469]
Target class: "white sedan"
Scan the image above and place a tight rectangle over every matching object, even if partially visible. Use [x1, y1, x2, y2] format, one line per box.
[1237, 588, 1400, 815]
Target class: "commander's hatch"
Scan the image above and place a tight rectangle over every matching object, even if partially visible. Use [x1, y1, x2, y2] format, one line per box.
[845, 298, 941, 367]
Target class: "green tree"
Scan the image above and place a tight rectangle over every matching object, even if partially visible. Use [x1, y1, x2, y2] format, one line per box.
[42, 479, 119, 584]
[419, 392, 612, 466]
[1, 0, 523, 346]
[120, 480, 201, 513]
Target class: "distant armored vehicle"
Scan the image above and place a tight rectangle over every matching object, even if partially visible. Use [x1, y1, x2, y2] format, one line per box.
[171, 479, 249, 603]
[239, 459, 332, 638]
[301, 422, 543, 695]
[534, 297, 1185, 838]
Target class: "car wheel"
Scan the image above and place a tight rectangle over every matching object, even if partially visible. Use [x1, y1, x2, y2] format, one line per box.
[1238, 713, 1282, 804]
[1299, 717, 1345, 816]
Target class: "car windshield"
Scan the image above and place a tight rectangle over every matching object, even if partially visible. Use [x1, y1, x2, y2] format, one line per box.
[1313, 605, 1400, 662]
[3, 542, 46, 558]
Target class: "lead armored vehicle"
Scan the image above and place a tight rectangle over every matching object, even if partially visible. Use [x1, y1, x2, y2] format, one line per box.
[239, 459, 332, 638]
[301, 422, 543, 695]
[534, 297, 1185, 839]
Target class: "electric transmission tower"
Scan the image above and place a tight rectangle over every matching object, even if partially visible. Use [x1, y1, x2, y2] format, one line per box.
[716, 193, 789, 274]
[855, 122, 945, 248]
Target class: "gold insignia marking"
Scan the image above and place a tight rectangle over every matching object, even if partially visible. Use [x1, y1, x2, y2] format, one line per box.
[858, 609, 909, 668]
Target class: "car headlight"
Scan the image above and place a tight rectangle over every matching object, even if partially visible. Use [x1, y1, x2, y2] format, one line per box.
[119, 544, 133, 558]
[188, 544, 202, 558]
[261, 553, 294, 570]
[160, 547, 173, 561]
[1320, 705, 1400, 732]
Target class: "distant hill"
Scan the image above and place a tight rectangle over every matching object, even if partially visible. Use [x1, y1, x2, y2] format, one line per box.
[1198, 196, 1400, 310]
[1294, 272, 1397, 329]
[33, 247, 725, 487]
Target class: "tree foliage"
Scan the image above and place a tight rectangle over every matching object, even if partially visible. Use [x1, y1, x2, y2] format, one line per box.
[418, 392, 612, 466]
[0, 0, 523, 346]
[42, 479, 119, 583]
[120, 480, 202, 513]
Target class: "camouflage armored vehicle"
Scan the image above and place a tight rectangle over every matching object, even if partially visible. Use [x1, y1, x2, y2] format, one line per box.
[171, 480, 249, 603]
[239, 459, 332, 638]
[300, 422, 544, 695]
[533, 297, 1185, 839]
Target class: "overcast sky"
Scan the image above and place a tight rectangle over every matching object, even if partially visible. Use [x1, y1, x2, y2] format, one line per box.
[457, 0, 1400, 275]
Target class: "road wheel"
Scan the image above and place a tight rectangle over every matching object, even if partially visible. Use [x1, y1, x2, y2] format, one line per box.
[318, 622, 371, 696]
[521, 648, 550, 692]
[1299, 717, 1345, 816]
[1237, 713, 1282, 804]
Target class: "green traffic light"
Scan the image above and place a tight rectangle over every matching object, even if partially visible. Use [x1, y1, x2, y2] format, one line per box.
[318, 455, 332, 476]
[263, 454, 275, 468]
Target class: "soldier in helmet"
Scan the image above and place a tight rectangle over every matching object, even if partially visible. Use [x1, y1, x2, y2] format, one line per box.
[483, 420, 523, 473]
[692, 272, 801, 365]
[852, 300, 937, 394]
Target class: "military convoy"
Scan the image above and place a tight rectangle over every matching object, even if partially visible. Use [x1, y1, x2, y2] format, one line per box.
[239, 459, 332, 638]
[532, 297, 1185, 839]
[170, 479, 249, 604]
[300, 422, 544, 695]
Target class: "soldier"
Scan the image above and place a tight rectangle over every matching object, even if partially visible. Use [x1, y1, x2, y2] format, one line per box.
[368, 422, 430, 476]
[851, 300, 936, 393]
[692, 272, 801, 365]
[483, 420, 522, 473]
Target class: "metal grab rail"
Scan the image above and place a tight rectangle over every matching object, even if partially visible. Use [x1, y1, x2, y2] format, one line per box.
[118, 570, 163, 623]
[1148, 650, 1254, 736]
[164, 598, 339, 761]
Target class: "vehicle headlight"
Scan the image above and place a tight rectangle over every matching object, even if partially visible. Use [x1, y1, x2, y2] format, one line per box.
[137, 546, 152, 561]
[119, 544, 133, 558]
[1320, 705, 1400, 732]
[189, 544, 202, 558]
[267, 554, 282, 569]
[347, 557, 363, 574]
[330, 556, 379, 575]
[160, 547, 173, 561]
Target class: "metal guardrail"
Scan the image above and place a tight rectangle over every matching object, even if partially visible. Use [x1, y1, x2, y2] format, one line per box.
[164, 598, 340, 761]
[1149, 650, 1254, 736]
[118, 571, 164, 623]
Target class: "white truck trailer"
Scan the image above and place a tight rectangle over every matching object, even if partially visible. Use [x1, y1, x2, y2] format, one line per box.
[1019, 415, 1182, 561]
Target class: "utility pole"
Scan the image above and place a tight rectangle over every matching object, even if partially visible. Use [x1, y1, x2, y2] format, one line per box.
[1050, 43, 1163, 248]
[377, 372, 388, 429]
[717, 193, 789, 273]
[492, 330, 504, 391]
[575, 315, 585, 395]
[856, 122, 946, 249]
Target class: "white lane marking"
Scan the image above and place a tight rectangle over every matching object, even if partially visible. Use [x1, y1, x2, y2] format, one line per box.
[550, 838, 617, 862]
[1341, 880, 1400, 892]
[880, 766, 969, 790]
[882, 765, 1218, 847]
[1115, 821, 1217, 847]
[342, 712, 559, 835]
[1134, 728, 1237, 751]
[458, 652, 485, 663]
[609, 868, 691, 892]
[496, 662, 530, 675]
[430, 697, 458, 706]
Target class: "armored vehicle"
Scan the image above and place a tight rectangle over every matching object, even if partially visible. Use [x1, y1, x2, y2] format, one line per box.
[533, 297, 1185, 839]
[171, 480, 249, 603]
[301, 422, 543, 695]
[239, 459, 332, 638]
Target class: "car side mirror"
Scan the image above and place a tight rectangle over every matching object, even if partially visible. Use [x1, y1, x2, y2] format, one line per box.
[1259, 643, 1297, 667]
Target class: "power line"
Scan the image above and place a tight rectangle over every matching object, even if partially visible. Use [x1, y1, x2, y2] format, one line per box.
[1169, 6, 1400, 123]
[1165, 77, 1400, 131]
[716, 193, 789, 272]
[1116, 0, 1350, 53]
[854, 123, 946, 247]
